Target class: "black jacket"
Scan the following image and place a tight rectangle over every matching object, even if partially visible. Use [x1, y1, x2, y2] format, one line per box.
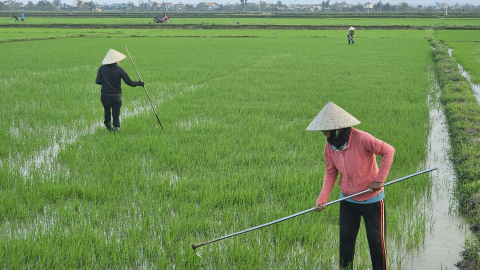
[95, 63, 141, 95]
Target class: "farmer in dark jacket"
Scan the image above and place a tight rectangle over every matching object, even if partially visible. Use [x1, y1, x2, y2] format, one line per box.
[95, 49, 144, 132]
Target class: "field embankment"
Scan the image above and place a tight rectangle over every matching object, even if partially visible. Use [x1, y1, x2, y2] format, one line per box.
[2, 23, 480, 30]
[1, 16, 480, 30]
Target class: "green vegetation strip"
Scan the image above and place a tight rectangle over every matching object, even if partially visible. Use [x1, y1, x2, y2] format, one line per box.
[0, 28, 430, 41]
[430, 35, 480, 264]
[1, 17, 480, 27]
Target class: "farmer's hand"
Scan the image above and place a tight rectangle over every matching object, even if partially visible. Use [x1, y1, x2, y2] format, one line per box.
[370, 181, 383, 192]
[138, 81, 145, 87]
[314, 203, 326, 212]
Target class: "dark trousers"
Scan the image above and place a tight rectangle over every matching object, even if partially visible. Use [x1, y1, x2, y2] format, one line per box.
[101, 94, 122, 128]
[347, 35, 354, 44]
[339, 200, 387, 270]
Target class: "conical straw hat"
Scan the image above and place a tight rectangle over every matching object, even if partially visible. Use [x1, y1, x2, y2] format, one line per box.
[102, 49, 126, 65]
[306, 102, 360, 131]
[349, 26, 355, 31]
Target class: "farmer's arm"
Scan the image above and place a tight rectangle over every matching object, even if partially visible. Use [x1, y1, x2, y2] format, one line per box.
[95, 67, 102, 85]
[363, 134, 395, 191]
[315, 146, 339, 211]
[119, 68, 142, 87]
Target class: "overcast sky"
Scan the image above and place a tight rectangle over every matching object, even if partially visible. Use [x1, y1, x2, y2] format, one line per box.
[95, 0, 478, 6]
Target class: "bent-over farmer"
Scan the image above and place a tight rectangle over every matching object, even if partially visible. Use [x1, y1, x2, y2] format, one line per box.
[347, 26, 355, 45]
[308, 102, 394, 270]
[95, 49, 144, 132]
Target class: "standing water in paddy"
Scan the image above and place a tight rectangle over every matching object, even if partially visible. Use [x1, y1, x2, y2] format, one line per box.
[399, 81, 473, 269]
[447, 48, 480, 103]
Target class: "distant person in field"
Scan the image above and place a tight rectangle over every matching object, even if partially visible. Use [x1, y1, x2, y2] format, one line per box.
[12, 14, 18, 22]
[21, 13, 25, 22]
[95, 49, 145, 133]
[309, 102, 394, 270]
[347, 26, 355, 45]
[163, 13, 169, 23]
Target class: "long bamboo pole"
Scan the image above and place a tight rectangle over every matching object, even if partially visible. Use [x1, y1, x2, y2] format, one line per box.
[192, 167, 437, 250]
[124, 46, 163, 129]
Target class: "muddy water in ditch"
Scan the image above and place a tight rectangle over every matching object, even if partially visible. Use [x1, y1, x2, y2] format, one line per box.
[448, 49, 480, 102]
[397, 80, 473, 268]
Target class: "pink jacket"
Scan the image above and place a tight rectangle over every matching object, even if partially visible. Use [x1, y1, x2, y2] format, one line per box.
[316, 128, 395, 204]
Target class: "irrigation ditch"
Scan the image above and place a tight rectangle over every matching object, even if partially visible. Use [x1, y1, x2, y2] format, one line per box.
[448, 49, 480, 102]
[398, 75, 472, 269]
[430, 37, 480, 269]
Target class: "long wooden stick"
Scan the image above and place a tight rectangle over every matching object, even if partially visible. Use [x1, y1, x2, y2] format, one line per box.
[192, 167, 437, 250]
[124, 46, 163, 129]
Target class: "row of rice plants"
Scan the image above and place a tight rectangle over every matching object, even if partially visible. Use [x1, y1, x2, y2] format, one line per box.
[1, 31, 433, 268]
[0, 28, 129, 42]
[0, 28, 429, 41]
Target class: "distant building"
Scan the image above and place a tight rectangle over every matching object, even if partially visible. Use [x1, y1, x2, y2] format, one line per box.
[110, 3, 129, 9]
[173, 3, 184, 10]
[149, 1, 161, 8]
[206, 2, 220, 9]
[72, 0, 83, 7]
[4, 0, 24, 6]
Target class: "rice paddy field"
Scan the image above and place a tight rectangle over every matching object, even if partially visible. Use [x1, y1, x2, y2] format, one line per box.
[0, 22, 478, 268]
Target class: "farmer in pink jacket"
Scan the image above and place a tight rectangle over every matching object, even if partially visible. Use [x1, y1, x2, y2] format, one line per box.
[308, 102, 394, 270]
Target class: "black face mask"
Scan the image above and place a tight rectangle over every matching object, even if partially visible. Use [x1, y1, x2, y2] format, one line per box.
[327, 127, 352, 149]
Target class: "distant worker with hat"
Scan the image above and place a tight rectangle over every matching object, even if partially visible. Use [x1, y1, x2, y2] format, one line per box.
[347, 26, 355, 45]
[95, 49, 145, 132]
[308, 102, 395, 270]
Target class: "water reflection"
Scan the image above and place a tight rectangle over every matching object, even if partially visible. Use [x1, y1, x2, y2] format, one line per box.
[448, 48, 480, 103]
[400, 80, 472, 269]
